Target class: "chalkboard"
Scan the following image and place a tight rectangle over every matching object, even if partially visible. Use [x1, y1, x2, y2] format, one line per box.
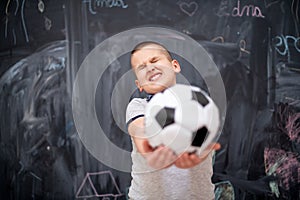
[0, 0, 299, 199]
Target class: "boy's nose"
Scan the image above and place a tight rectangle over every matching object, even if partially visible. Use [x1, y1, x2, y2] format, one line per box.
[146, 64, 155, 72]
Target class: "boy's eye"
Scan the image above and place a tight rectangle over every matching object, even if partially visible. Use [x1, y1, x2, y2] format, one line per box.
[137, 65, 146, 71]
[151, 59, 158, 63]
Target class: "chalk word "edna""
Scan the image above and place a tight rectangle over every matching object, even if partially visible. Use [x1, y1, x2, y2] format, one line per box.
[216, 0, 265, 18]
[82, 0, 128, 14]
[232, 0, 265, 18]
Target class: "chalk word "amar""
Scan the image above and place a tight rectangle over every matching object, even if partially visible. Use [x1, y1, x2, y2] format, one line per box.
[82, 0, 128, 14]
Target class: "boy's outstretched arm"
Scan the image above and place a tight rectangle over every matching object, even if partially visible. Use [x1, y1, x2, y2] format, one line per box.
[128, 117, 220, 169]
[128, 117, 177, 170]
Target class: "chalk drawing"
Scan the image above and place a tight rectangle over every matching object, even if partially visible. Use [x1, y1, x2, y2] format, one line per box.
[214, 0, 230, 17]
[4, 0, 11, 39]
[291, 0, 300, 36]
[264, 0, 280, 8]
[15, 0, 19, 15]
[38, 0, 45, 13]
[82, 0, 128, 15]
[239, 40, 250, 54]
[76, 171, 123, 199]
[44, 16, 52, 31]
[179, 1, 198, 17]
[21, 0, 29, 42]
[211, 36, 225, 43]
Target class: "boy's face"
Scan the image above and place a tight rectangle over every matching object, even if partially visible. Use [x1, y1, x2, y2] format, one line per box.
[131, 44, 181, 94]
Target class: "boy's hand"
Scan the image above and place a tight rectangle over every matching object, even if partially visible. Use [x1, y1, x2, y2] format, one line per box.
[174, 152, 202, 168]
[174, 143, 221, 169]
[142, 140, 177, 170]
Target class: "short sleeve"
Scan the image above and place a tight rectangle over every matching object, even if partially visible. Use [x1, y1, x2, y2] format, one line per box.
[126, 98, 147, 125]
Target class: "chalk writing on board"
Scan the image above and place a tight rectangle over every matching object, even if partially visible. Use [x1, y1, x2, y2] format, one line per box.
[82, 0, 128, 15]
[264, 0, 280, 8]
[239, 40, 250, 55]
[232, 0, 265, 18]
[76, 171, 123, 199]
[274, 35, 300, 59]
[179, 1, 198, 17]
[4, 0, 29, 43]
[44, 16, 52, 31]
[4, 0, 8, 38]
[21, 0, 29, 42]
[211, 36, 225, 43]
[210, 36, 251, 56]
[215, 0, 265, 18]
[5, 0, 22, 45]
[214, 0, 230, 17]
[38, 0, 45, 13]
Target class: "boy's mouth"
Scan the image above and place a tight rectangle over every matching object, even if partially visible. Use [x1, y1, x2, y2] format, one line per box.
[149, 73, 162, 81]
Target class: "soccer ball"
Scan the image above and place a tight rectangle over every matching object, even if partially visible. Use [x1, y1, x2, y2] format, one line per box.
[145, 84, 220, 156]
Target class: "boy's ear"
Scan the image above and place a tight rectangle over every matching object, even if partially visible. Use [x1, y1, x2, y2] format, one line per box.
[172, 59, 181, 73]
[135, 80, 143, 92]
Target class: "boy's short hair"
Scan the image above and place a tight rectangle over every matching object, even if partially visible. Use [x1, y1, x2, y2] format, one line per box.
[131, 41, 173, 61]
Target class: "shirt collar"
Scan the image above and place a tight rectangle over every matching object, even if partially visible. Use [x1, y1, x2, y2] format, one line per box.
[146, 94, 154, 102]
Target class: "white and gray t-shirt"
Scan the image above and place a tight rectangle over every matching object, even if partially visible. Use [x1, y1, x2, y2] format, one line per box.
[126, 97, 215, 200]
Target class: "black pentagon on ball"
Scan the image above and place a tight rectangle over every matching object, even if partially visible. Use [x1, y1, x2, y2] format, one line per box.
[192, 91, 209, 107]
[155, 107, 175, 129]
[191, 127, 208, 147]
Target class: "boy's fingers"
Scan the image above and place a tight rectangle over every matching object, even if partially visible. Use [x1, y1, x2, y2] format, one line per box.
[206, 142, 221, 151]
[189, 153, 201, 163]
[212, 143, 221, 150]
[176, 153, 199, 167]
[148, 146, 177, 169]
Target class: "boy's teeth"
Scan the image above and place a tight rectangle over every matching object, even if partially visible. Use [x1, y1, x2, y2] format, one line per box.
[150, 74, 160, 81]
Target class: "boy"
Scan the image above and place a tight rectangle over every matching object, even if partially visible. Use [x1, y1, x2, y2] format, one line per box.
[126, 41, 220, 199]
